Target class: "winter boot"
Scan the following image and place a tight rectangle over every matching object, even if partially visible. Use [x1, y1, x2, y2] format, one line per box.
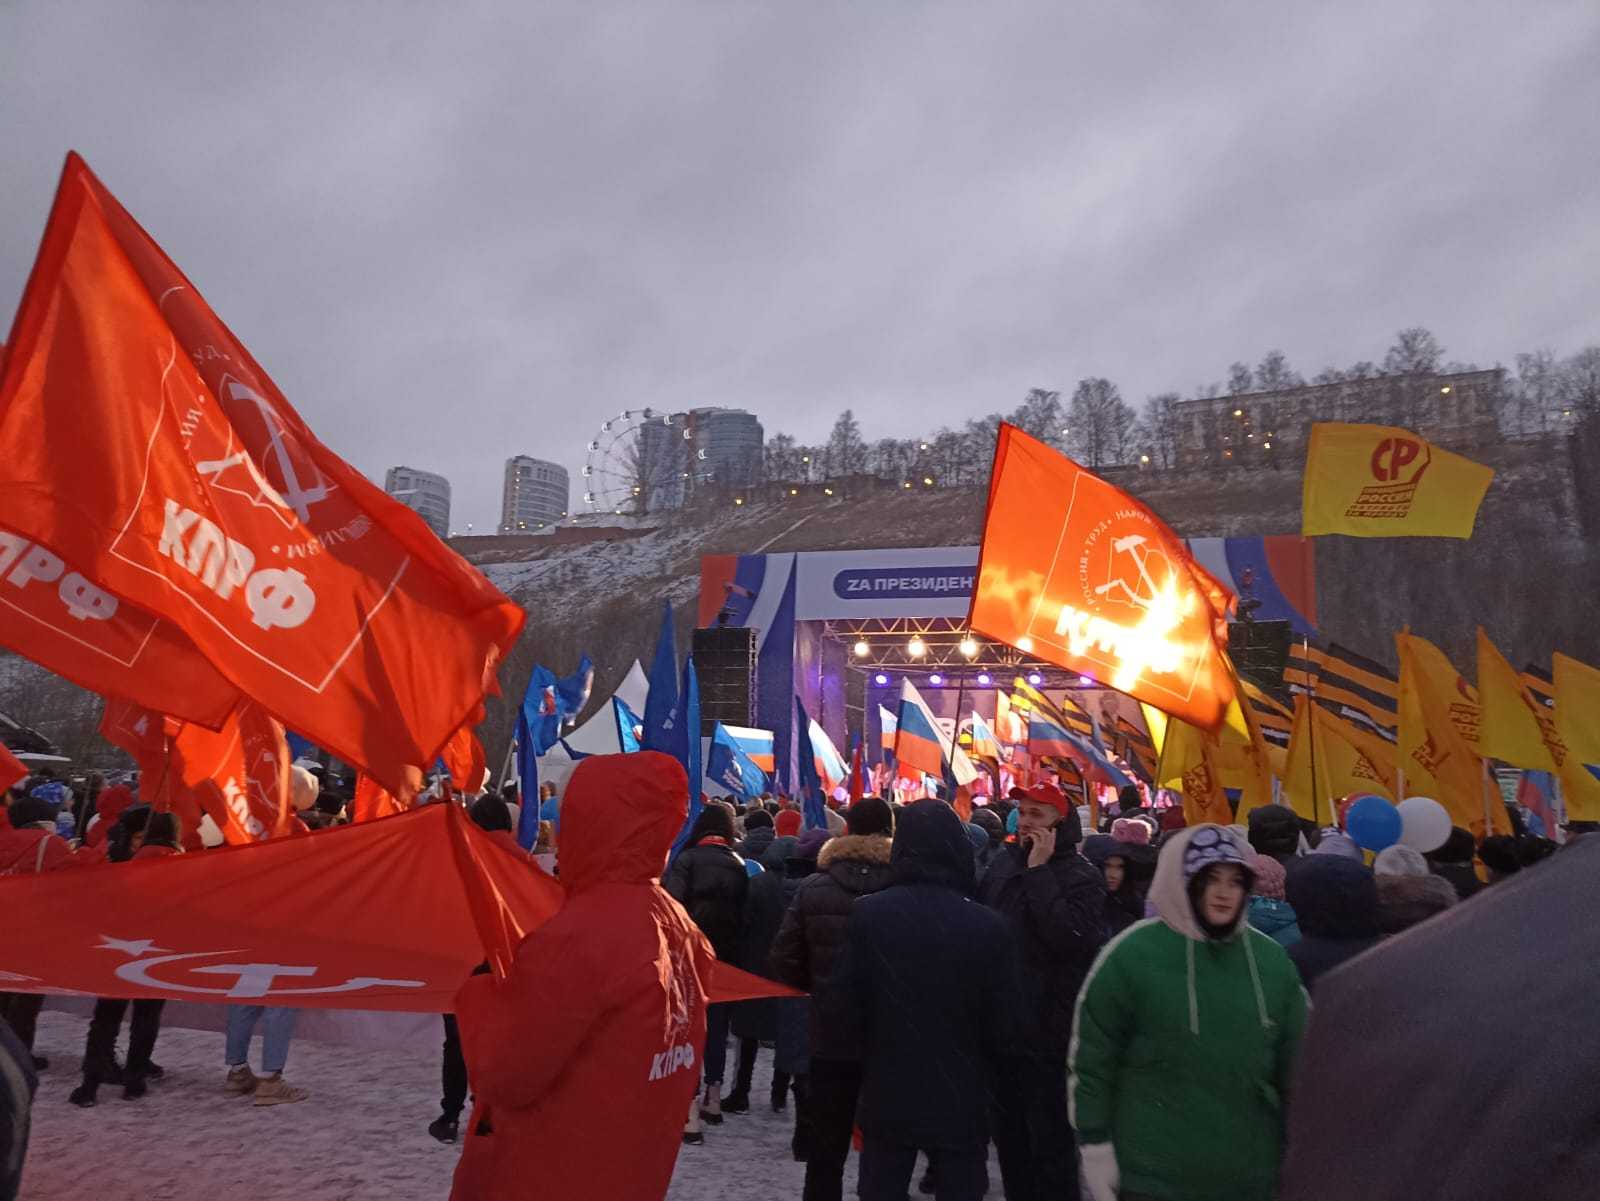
[68, 1082, 98, 1108]
[699, 1082, 723, 1125]
[122, 1072, 149, 1101]
[144, 1061, 165, 1080]
[682, 1097, 705, 1147]
[771, 1073, 790, 1113]
[428, 1116, 459, 1144]
[721, 1087, 751, 1114]
[252, 1073, 310, 1106]
[224, 1065, 259, 1096]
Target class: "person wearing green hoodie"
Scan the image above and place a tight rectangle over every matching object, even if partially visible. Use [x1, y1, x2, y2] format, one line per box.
[1069, 824, 1308, 1201]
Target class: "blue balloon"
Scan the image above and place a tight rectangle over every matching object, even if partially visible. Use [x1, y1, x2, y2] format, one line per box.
[1345, 794, 1402, 852]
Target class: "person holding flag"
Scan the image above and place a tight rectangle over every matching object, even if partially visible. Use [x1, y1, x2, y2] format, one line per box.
[977, 782, 1105, 1201]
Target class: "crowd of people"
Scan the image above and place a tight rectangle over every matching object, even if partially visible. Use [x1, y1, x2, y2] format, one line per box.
[0, 754, 1582, 1201]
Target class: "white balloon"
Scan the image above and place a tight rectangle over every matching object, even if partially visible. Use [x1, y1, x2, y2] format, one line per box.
[1396, 796, 1452, 853]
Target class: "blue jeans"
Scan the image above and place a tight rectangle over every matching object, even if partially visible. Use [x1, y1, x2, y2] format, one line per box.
[225, 1006, 299, 1074]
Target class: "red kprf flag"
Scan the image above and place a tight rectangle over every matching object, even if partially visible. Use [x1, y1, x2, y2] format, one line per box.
[168, 702, 292, 845]
[0, 742, 25, 794]
[0, 154, 525, 793]
[1, 526, 239, 728]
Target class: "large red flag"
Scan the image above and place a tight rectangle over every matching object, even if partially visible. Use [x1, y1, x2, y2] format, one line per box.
[1, 526, 239, 727]
[968, 425, 1237, 730]
[167, 702, 293, 845]
[0, 804, 792, 1010]
[0, 154, 524, 792]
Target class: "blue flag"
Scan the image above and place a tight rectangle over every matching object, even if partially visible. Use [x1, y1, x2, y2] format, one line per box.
[521, 664, 561, 755]
[708, 721, 768, 800]
[515, 705, 540, 849]
[795, 695, 826, 830]
[614, 697, 643, 753]
[642, 601, 679, 757]
[556, 655, 594, 724]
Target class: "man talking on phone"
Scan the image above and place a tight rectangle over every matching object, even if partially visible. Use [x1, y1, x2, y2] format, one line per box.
[978, 783, 1106, 1201]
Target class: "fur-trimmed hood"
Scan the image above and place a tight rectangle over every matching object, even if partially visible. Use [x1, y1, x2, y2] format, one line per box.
[818, 833, 892, 870]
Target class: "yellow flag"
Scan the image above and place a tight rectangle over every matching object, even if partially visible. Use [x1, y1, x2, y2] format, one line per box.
[1302, 422, 1494, 538]
[1477, 629, 1561, 772]
[1217, 659, 1276, 818]
[1283, 695, 1397, 823]
[1156, 717, 1232, 827]
[1554, 653, 1600, 822]
[1396, 632, 1508, 837]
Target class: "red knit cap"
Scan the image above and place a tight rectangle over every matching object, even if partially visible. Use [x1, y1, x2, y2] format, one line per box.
[774, 810, 803, 837]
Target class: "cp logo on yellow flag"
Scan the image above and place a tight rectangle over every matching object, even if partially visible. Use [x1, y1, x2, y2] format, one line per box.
[1302, 422, 1494, 538]
[969, 425, 1235, 731]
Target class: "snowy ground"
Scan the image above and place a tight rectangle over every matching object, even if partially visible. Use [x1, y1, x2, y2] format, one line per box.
[21, 1010, 813, 1201]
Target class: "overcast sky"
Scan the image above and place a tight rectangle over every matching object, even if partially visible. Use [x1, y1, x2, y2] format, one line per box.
[3, 2, 1597, 532]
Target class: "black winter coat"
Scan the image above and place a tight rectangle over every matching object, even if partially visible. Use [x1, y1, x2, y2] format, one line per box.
[731, 835, 798, 1042]
[1285, 854, 1381, 990]
[663, 840, 749, 963]
[977, 814, 1106, 1053]
[839, 801, 1020, 1152]
[769, 833, 894, 1061]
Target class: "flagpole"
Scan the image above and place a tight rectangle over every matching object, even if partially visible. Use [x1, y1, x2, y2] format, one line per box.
[1304, 638, 1321, 828]
[950, 666, 967, 801]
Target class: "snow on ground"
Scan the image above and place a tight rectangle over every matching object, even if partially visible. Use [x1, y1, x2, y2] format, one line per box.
[21, 1010, 811, 1201]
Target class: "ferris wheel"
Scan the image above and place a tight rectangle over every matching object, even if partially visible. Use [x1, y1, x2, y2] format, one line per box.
[582, 408, 695, 515]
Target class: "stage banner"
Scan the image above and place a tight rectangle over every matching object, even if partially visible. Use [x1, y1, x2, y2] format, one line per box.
[1303, 422, 1493, 538]
[969, 425, 1236, 731]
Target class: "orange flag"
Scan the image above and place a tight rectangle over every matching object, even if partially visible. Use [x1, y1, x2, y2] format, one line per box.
[168, 702, 293, 845]
[441, 721, 488, 793]
[1, 526, 239, 728]
[0, 154, 524, 794]
[99, 698, 181, 807]
[969, 424, 1236, 730]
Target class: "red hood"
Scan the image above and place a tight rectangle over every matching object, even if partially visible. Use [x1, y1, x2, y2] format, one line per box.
[557, 752, 686, 894]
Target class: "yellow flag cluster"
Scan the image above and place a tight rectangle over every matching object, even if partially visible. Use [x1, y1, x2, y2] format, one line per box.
[1396, 632, 1508, 837]
[1282, 694, 1398, 823]
[1553, 654, 1600, 822]
[1302, 423, 1494, 539]
[1155, 660, 1277, 826]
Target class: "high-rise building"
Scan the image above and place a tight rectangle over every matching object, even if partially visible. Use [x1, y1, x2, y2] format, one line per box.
[384, 466, 452, 538]
[500, 455, 570, 532]
[689, 407, 764, 489]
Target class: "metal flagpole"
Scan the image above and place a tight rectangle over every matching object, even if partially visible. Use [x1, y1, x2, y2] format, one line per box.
[1304, 638, 1321, 828]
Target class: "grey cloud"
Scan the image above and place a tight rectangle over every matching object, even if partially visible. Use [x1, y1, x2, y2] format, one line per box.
[2, 1, 1596, 530]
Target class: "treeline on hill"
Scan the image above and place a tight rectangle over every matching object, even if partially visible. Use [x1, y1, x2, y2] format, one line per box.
[763, 327, 1600, 484]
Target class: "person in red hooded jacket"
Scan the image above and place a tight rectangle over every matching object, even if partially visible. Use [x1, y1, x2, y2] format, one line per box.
[449, 751, 718, 1201]
[0, 793, 80, 1068]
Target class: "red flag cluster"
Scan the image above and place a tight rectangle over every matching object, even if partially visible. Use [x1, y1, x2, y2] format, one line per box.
[0, 153, 522, 794]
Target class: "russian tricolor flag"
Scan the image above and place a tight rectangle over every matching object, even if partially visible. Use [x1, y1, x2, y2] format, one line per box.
[810, 719, 849, 791]
[895, 680, 980, 786]
[1027, 712, 1078, 757]
[720, 724, 776, 773]
[969, 710, 999, 760]
[879, 704, 899, 752]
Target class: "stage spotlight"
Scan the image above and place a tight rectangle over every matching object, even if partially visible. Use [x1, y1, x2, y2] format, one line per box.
[1016, 636, 1034, 653]
[958, 636, 978, 658]
[907, 636, 926, 658]
[1078, 673, 1095, 686]
[853, 639, 870, 658]
[928, 673, 944, 686]
[1028, 672, 1043, 686]
[976, 672, 992, 686]
[873, 673, 889, 686]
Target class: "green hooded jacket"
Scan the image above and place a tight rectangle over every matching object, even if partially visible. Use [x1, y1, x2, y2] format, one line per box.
[1069, 825, 1308, 1201]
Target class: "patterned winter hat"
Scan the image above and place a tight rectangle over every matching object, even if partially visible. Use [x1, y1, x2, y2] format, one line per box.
[1181, 824, 1254, 884]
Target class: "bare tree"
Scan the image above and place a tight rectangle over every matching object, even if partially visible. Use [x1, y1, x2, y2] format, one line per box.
[1137, 392, 1183, 469]
[1513, 350, 1559, 436]
[1226, 362, 1255, 396]
[1068, 377, 1136, 468]
[764, 432, 803, 482]
[1254, 349, 1303, 392]
[1561, 346, 1600, 416]
[825, 410, 868, 476]
[1383, 327, 1444, 375]
[1007, 389, 1065, 447]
